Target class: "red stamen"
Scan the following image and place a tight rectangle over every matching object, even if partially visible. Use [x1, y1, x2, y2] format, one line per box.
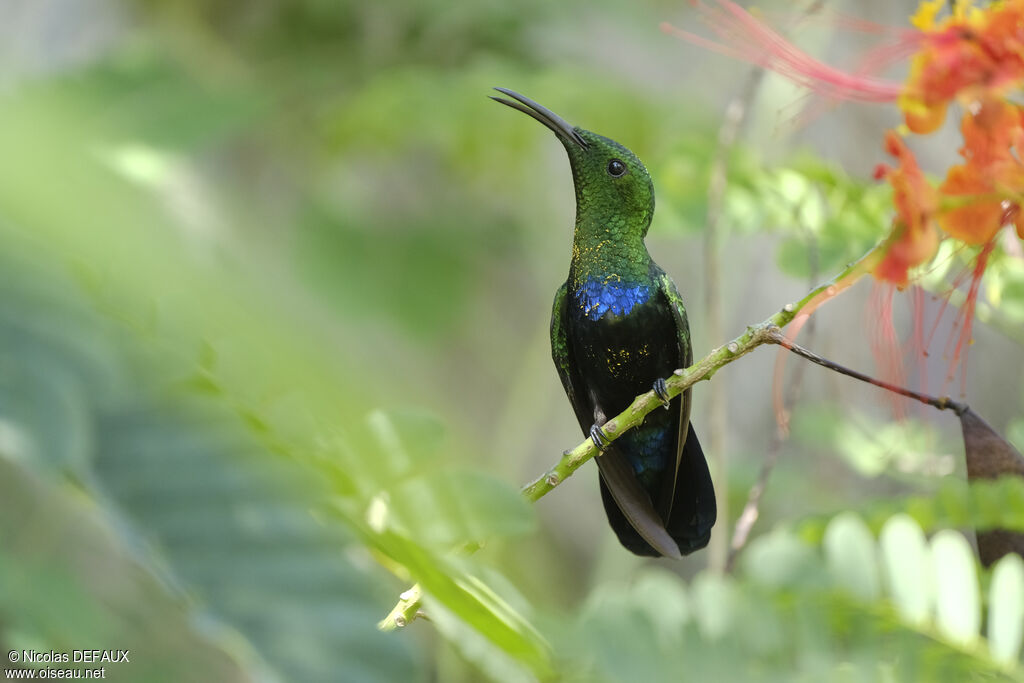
[662, 1, 907, 103]
[949, 238, 996, 393]
[868, 283, 908, 419]
[911, 286, 929, 417]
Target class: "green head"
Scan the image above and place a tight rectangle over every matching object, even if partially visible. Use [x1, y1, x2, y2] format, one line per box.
[491, 88, 656, 246]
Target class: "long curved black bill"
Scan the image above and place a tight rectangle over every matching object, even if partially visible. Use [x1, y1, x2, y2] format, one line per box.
[490, 87, 588, 149]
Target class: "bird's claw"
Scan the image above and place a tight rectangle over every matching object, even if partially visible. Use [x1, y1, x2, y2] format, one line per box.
[653, 378, 671, 409]
[589, 423, 611, 452]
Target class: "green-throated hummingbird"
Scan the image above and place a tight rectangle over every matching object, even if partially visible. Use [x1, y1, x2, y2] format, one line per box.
[492, 88, 716, 558]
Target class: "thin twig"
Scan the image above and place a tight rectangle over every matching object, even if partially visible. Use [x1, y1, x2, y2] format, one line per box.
[767, 329, 969, 415]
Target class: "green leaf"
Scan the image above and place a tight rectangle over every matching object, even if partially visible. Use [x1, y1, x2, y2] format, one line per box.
[690, 572, 739, 642]
[423, 596, 536, 683]
[988, 554, 1024, 665]
[930, 530, 980, 648]
[879, 514, 932, 626]
[0, 458, 249, 682]
[97, 405, 421, 683]
[740, 527, 818, 588]
[629, 570, 692, 649]
[0, 248, 425, 682]
[358, 526, 554, 681]
[824, 513, 880, 601]
[571, 572, 694, 683]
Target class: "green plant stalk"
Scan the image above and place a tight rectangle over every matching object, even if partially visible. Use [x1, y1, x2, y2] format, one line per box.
[379, 250, 878, 631]
[379, 585, 423, 630]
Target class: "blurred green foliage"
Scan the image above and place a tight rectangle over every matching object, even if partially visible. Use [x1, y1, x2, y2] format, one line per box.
[2, 0, 1024, 681]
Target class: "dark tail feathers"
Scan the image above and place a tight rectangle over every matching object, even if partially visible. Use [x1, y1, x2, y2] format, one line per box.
[599, 423, 716, 557]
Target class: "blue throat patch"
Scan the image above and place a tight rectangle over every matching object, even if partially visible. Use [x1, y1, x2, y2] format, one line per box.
[573, 278, 653, 320]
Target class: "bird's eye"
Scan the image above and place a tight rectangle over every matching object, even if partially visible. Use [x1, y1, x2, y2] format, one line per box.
[607, 159, 627, 177]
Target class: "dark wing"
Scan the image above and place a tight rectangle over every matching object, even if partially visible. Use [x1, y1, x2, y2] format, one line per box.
[550, 282, 593, 430]
[654, 272, 693, 521]
[550, 283, 682, 559]
[656, 272, 716, 551]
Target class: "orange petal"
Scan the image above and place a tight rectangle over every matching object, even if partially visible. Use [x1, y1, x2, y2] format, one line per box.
[903, 98, 948, 134]
[873, 219, 940, 287]
[939, 165, 1003, 244]
[959, 97, 1022, 167]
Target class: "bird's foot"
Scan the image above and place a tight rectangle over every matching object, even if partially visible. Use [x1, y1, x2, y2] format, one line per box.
[653, 378, 671, 410]
[589, 423, 611, 452]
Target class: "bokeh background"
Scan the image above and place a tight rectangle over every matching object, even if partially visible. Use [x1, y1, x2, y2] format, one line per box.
[4, 0, 1024, 680]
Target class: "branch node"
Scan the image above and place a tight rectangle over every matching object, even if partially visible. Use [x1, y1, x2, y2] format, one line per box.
[546, 473, 560, 487]
[941, 397, 969, 415]
[727, 341, 739, 354]
[393, 615, 407, 628]
[783, 302, 795, 312]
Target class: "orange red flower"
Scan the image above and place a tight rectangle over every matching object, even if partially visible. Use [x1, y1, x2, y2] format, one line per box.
[666, 0, 1024, 285]
[902, 0, 1024, 134]
[873, 132, 939, 287]
[939, 96, 1024, 244]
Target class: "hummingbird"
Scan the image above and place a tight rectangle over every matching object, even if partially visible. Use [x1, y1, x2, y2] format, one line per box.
[492, 88, 716, 558]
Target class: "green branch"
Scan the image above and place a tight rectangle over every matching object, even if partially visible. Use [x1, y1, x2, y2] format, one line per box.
[379, 585, 424, 630]
[379, 252, 876, 631]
